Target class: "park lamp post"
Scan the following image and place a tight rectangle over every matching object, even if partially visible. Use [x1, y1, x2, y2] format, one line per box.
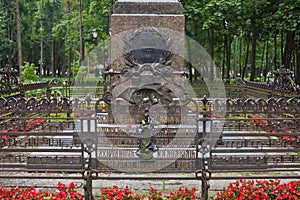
[90, 28, 99, 76]
[92, 29, 98, 45]
[92, 28, 107, 79]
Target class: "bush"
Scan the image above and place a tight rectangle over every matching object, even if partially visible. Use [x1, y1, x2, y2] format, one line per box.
[212, 179, 300, 200]
[21, 61, 39, 83]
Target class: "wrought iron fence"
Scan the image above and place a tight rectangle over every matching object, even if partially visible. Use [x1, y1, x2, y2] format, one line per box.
[0, 69, 299, 199]
[0, 96, 299, 199]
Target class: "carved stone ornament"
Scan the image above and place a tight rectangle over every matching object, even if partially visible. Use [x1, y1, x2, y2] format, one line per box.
[123, 27, 172, 69]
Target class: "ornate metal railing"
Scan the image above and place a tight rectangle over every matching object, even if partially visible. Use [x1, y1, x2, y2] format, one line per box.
[191, 75, 300, 99]
[0, 96, 299, 199]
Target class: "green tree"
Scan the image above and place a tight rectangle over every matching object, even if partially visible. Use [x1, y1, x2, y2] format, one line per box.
[262, 0, 300, 83]
[181, 0, 207, 82]
[0, 1, 10, 67]
[202, 0, 242, 80]
[275, 0, 300, 70]
[16, 0, 23, 80]
[1, 0, 299, 85]
[239, 0, 272, 81]
[53, 0, 114, 78]
[16, 0, 64, 78]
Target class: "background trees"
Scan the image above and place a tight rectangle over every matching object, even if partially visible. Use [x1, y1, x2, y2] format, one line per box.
[15, 0, 23, 80]
[181, 0, 299, 83]
[0, 0, 299, 84]
[0, 0, 11, 68]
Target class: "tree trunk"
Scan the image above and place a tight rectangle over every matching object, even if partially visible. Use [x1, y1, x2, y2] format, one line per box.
[209, 29, 214, 82]
[260, 41, 265, 80]
[250, 34, 257, 81]
[40, 34, 43, 78]
[242, 40, 250, 80]
[239, 37, 243, 77]
[281, 33, 284, 65]
[194, 69, 198, 82]
[224, 35, 231, 80]
[222, 45, 225, 80]
[274, 34, 277, 70]
[233, 36, 238, 78]
[49, 0, 55, 78]
[79, 0, 84, 66]
[264, 40, 269, 82]
[67, 0, 71, 81]
[15, 0, 23, 80]
[283, 31, 295, 69]
[186, 36, 193, 83]
[296, 48, 300, 86]
[39, 0, 44, 78]
[8, 8, 14, 68]
[51, 38, 55, 77]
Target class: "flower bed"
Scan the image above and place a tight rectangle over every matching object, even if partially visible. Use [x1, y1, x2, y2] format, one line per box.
[1, 179, 299, 199]
[248, 114, 297, 144]
[0, 183, 198, 200]
[0, 117, 47, 144]
[212, 179, 300, 200]
[0, 182, 83, 200]
[98, 186, 198, 200]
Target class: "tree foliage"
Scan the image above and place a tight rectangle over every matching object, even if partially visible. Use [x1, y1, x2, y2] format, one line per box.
[0, 0, 299, 84]
[181, 0, 299, 83]
[0, 1, 11, 67]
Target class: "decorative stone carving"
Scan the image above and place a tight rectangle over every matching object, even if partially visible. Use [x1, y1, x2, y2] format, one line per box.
[124, 27, 172, 68]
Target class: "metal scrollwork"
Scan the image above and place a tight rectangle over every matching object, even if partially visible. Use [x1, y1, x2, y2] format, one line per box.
[223, 97, 300, 116]
[0, 97, 73, 114]
[0, 67, 22, 95]
[270, 65, 299, 94]
[256, 98, 268, 112]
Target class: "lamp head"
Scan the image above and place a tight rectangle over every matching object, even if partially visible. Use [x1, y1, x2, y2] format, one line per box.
[92, 28, 98, 38]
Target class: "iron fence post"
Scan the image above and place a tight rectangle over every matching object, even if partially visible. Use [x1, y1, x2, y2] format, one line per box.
[84, 149, 93, 200]
[200, 95, 210, 199]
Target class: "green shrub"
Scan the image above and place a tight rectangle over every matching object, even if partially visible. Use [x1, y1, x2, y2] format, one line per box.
[21, 62, 39, 83]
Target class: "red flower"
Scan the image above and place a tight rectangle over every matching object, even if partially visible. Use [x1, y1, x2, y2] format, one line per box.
[68, 182, 76, 190]
[213, 179, 300, 200]
[57, 182, 67, 191]
[0, 183, 83, 199]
